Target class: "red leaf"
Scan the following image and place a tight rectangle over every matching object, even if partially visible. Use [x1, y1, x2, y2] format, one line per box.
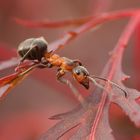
[38, 12, 140, 140]
[1, 9, 140, 140]
[134, 23, 140, 89]
[0, 62, 36, 99]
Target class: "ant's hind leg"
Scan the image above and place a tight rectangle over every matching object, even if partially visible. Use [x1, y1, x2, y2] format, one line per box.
[57, 69, 86, 107]
[73, 59, 82, 66]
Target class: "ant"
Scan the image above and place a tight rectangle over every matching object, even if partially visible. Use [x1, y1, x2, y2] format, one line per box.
[17, 37, 127, 106]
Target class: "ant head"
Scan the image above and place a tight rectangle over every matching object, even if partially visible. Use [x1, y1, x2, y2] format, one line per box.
[72, 66, 90, 89]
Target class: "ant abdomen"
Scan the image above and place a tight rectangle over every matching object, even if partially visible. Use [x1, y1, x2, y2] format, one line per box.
[18, 37, 48, 62]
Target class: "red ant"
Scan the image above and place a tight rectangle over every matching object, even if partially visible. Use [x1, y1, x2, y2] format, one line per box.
[17, 37, 127, 105]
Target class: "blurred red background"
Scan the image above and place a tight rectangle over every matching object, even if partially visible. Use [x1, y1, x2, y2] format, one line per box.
[0, 0, 140, 140]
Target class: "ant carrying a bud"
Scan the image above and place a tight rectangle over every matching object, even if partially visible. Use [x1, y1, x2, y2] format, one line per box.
[17, 37, 127, 106]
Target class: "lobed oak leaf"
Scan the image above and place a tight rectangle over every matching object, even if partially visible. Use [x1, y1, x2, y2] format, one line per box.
[1, 10, 140, 140]
[39, 14, 140, 140]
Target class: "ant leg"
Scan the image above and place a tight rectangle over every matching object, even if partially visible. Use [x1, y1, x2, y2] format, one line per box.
[73, 60, 82, 66]
[17, 47, 36, 72]
[37, 57, 53, 68]
[57, 69, 86, 107]
[18, 63, 39, 76]
[15, 59, 37, 72]
[40, 57, 48, 65]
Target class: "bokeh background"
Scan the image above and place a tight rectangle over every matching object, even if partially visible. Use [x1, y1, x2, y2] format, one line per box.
[0, 0, 140, 140]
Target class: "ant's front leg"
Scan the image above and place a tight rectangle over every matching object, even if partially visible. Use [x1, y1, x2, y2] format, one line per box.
[56, 68, 65, 82]
[56, 68, 87, 107]
[15, 59, 37, 72]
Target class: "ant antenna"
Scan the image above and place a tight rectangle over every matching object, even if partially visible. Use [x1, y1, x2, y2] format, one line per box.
[88, 76, 111, 94]
[88, 76, 127, 98]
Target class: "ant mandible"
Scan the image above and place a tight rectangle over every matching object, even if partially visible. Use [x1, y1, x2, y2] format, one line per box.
[17, 37, 127, 105]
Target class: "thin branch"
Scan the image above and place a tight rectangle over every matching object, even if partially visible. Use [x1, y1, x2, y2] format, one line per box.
[13, 16, 92, 28]
[14, 9, 137, 30]
[48, 9, 139, 52]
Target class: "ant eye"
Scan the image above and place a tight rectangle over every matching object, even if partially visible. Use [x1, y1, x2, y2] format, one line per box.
[75, 69, 81, 75]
